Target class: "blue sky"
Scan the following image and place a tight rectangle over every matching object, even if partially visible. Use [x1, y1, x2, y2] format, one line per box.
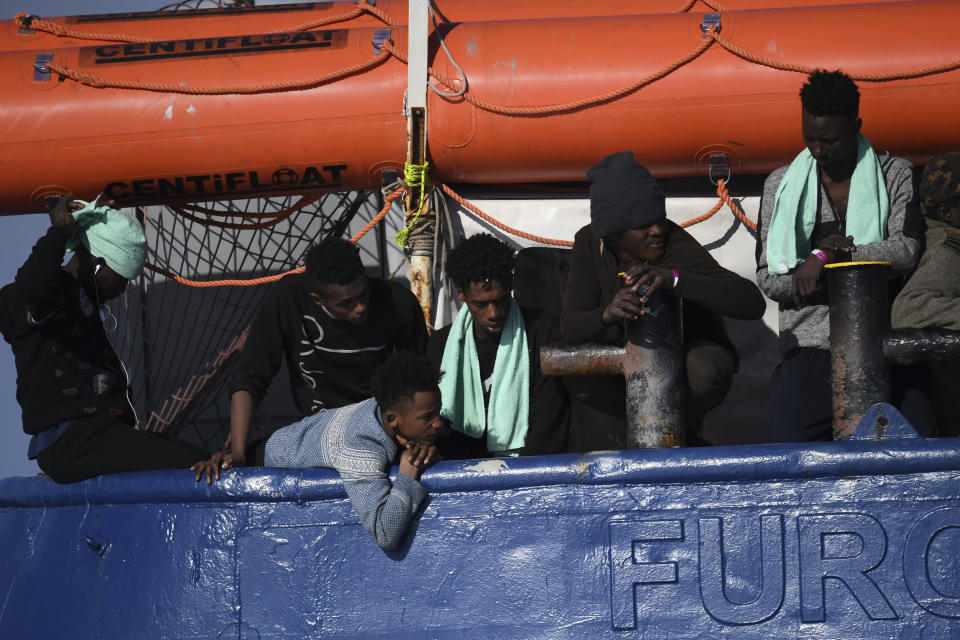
[0, 0, 176, 476]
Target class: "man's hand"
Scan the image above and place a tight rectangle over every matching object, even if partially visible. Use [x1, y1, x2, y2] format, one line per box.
[48, 193, 77, 231]
[219, 450, 245, 470]
[817, 234, 856, 256]
[601, 285, 644, 325]
[48, 193, 117, 231]
[623, 264, 675, 300]
[791, 254, 826, 307]
[398, 440, 439, 479]
[192, 451, 244, 485]
[602, 264, 675, 325]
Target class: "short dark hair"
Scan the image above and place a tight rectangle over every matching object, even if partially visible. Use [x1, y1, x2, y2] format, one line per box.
[800, 70, 860, 119]
[304, 237, 365, 290]
[371, 352, 442, 412]
[444, 233, 515, 290]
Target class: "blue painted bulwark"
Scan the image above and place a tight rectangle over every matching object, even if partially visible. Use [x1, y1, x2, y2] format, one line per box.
[2, 406, 960, 639]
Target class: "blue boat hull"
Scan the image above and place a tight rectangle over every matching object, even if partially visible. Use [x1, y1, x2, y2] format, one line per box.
[2, 409, 960, 638]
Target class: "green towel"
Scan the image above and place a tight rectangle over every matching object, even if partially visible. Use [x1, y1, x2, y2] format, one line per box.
[66, 195, 148, 280]
[767, 134, 888, 275]
[438, 299, 530, 453]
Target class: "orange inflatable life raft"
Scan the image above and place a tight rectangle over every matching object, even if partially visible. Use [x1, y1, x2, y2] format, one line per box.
[0, 0, 918, 52]
[0, 0, 958, 213]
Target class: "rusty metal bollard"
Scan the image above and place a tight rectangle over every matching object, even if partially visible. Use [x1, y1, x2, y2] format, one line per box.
[542, 287, 684, 449]
[825, 261, 892, 440]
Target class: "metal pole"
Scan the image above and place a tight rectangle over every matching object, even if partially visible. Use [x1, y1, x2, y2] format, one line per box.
[405, 0, 433, 329]
[826, 262, 891, 439]
[540, 344, 624, 377]
[622, 288, 685, 448]
[884, 329, 960, 365]
[540, 287, 685, 449]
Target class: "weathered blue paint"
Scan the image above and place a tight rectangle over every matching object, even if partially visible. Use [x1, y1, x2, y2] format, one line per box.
[2, 405, 960, 639]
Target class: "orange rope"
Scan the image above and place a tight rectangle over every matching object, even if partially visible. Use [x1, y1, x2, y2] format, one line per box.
[151, 179, 754, 287]
[45, 50, 391, 95]
[677, 179, 756, 231]
[696, 0, 729, 11]
[679, 199, 724, 228]
[441, 179, 753, 246]
[383, 37, 715, 116]
[356, 1, 401, 28]
[15, 12, 157, 43]
[348, 186, 405, 243]
[716, 178, 756, 231]
[438, 182, 574, 247]
[708, 30, 960, 82]
[16, 1, 396, 44]
[269, 0, 398, 32]
[144, 261, 305, 287]
[148, 187, 403, 287]
[673, 0, 699, 12]
[382, 26, 960, 118]
[266, 3, 364, 33]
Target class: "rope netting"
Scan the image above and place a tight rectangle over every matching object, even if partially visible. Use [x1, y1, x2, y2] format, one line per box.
[143, 177, 750, 294]
[110, 189, 392, 451]
[144, 187, 404, 288]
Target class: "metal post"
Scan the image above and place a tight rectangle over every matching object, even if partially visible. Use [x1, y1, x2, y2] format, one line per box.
[622, 288, 685, 448]
[884, 329, 960, 364]
[541, 288, 685, 449]
[405, 0, 433, 329]
[826, 262, 891, 439]
[540, 344, 624, 377]
[406, 0, 429, 115]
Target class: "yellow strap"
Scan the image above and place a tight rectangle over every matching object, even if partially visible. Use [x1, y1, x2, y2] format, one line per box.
[395, 161, 430, 248]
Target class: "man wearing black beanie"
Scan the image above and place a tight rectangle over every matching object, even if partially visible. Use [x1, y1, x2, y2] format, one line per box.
[561, 151, 765, 446]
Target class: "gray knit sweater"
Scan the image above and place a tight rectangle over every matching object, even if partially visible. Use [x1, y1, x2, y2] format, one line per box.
[755, 152, 920, 355]
[264, 398, 427, 551]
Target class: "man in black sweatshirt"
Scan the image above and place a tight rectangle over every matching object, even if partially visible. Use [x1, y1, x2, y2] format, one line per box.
[0, 194, 209, 483]
[561, 151, 766, 446]
[205, 237, 428, 476]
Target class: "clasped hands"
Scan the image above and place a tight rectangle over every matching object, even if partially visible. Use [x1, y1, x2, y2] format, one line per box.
[601, 263, 674, 325]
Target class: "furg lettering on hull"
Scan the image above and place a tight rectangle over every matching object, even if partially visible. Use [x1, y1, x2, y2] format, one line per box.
[611, 507, 960, 631]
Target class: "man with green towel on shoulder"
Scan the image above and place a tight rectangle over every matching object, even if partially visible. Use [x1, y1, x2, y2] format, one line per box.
[755, 69, 922, 442]
[0, 194, 210, 483]
[427, 234, 569, 458]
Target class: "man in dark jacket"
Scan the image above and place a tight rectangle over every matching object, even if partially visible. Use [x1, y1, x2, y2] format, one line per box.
[562, 151, 766, 446]
[892, 152, 960, 435]
[428, 234, 569, 458]
[205, 237, 428, 475]
[0, 194, 209, 483]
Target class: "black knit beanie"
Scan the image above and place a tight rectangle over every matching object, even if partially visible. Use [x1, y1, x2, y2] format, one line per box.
[587, 151, 666, 239]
